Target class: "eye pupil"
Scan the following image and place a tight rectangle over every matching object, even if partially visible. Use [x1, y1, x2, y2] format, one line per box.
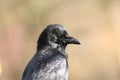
[64, 31, 67, 35]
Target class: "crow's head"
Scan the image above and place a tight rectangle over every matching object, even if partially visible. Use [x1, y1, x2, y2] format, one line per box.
[37, 24, 80, 50]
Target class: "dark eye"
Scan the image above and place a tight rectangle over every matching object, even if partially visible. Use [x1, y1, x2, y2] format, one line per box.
[63, 31, 67, 35]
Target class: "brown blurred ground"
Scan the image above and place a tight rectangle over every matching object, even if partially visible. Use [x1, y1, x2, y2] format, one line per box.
[0, 0, 120, 80]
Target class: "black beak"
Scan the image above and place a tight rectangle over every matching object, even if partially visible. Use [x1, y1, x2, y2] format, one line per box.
[65, 35, 80, 45]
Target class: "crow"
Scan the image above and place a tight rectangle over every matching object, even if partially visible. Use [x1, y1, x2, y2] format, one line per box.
[22, 24, 80, 80]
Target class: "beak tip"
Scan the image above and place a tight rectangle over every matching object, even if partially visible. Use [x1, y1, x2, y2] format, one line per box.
[78, 42, 81, 45]
[75, 41, 81, 45]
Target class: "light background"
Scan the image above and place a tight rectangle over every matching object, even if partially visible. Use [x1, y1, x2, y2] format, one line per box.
[0, 0, 120, 80]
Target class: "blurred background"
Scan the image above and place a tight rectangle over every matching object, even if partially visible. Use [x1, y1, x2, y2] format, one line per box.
[0, 0, 120, 80]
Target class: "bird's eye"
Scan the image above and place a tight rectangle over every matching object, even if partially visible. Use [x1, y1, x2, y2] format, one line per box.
[63, 31, 67, 35]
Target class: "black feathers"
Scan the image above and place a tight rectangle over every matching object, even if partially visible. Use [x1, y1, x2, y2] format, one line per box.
[22, 24, 80, 80]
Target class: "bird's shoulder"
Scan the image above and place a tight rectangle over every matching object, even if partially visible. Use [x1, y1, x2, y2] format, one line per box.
[22, 46, 68, 80]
